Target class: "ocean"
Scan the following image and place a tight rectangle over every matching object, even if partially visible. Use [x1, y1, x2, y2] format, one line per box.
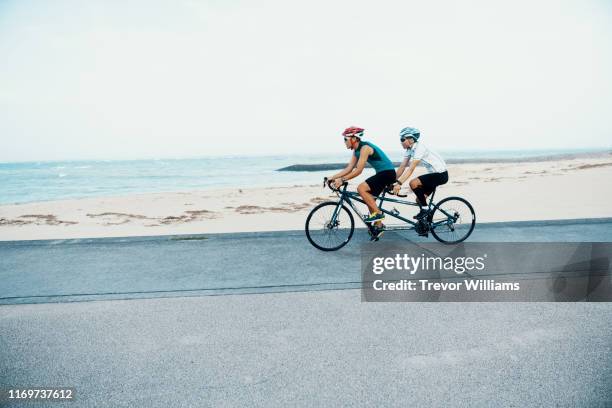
[0, 148, 607, 205]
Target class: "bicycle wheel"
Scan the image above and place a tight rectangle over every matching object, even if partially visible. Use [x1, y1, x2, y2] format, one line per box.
[305, 202, 355, 251]
[429, 196, 476, 244]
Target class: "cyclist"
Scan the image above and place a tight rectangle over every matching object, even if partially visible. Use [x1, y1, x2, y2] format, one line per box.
[328, 126, 396, 235]
[393, 127, 448, 223]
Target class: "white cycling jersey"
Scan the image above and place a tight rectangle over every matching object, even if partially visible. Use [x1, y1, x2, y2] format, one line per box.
[404, 142, 447, 173]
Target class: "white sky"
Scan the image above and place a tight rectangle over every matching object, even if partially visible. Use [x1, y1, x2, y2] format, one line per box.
[0, 0, 611, 162]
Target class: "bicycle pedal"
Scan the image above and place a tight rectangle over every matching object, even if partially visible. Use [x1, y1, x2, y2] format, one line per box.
[370, 228, 385, 241]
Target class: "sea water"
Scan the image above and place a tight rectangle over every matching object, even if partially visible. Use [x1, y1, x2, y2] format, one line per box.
[0, 148, 606, 205]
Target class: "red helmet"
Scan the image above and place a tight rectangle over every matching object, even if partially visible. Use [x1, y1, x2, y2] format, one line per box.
[342, 126, 364, 138]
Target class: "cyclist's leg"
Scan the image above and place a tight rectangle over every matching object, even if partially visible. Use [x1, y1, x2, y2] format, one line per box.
[412, 171, 449, 216]
[358, 182, 384, 227]
[410, 175, 436, 220]
[360, 170, 395, 224]
[357, 182, 378, 214]
[419, 171, 449, 199]
[409, 178, 428, 207]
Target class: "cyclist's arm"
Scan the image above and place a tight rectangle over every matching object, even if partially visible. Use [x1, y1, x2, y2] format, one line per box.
[397, 159, 420, 185]
[329, 155, 357, 180]
[341, 146, 371, 181]
[396, 158, 409, 179]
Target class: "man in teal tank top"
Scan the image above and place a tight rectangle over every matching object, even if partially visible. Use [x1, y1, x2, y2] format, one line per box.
[328, 127, 396, 234]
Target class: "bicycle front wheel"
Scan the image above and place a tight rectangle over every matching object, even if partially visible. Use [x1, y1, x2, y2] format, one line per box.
[305, 202, 355, 251]
[430, 196, 476, 244]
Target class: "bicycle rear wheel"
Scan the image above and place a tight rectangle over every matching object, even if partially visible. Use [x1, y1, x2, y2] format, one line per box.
[305, 202, 355, 251]
[429, 196, 476, 244]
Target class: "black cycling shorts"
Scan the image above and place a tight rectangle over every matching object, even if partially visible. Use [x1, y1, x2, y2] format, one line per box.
[418, 171, 449, 194]
[365, 169, 397, 197]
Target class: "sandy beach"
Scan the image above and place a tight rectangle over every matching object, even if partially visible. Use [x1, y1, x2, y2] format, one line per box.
[1, 154, 611, 241]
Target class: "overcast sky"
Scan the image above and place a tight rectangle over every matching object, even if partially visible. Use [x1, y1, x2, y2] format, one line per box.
[0, 0, 611, 162]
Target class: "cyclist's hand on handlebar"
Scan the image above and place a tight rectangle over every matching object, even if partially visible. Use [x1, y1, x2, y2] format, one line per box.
[323, 177, 347, 190]
[392, 183, 401, 195]
[323, 176, 336, 188]
[333, 178, 344, 189]
[323, 177, 335, 189]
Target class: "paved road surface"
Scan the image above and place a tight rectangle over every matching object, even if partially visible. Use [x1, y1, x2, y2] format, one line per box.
[1, 218, 611, 407]
[1, 218, 611, 304]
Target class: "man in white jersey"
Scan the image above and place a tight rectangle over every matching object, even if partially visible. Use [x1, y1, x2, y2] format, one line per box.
[392, 127, 449, 222]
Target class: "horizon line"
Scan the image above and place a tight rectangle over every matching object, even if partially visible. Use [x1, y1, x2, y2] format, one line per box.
[1, 146, 611, 165]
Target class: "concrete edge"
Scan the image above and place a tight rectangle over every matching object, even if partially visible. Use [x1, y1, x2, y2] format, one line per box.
[1, 217, 611, 247]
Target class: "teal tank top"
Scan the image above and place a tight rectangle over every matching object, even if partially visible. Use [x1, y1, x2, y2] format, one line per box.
[354, 141, 395, 173]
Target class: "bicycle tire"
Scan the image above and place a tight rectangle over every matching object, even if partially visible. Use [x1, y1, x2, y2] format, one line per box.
[430, 196, 476, 244]
[305, 202, 355, 251]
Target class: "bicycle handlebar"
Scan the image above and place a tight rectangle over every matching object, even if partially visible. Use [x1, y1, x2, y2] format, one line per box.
[323, 177, 348, 192]
[323, 177, 408, 197]
[385, 185, 408, 198]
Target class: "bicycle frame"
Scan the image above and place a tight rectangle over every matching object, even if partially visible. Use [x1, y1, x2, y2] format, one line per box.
[329, 184, 456, 232]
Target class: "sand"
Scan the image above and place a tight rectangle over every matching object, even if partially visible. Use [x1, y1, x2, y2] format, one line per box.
[1, 156, 612, 241]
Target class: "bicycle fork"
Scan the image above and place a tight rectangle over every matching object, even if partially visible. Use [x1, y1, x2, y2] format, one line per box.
[327, 197, 346, 229]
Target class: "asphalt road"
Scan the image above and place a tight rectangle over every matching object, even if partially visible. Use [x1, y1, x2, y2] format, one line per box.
[1, 218, 612, 407]
[1, 218, 611, 305]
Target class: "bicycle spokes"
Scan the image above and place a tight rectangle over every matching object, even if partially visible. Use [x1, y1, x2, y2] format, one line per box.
[305, 202, 355, 251]
[430, 197, 475, 244]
